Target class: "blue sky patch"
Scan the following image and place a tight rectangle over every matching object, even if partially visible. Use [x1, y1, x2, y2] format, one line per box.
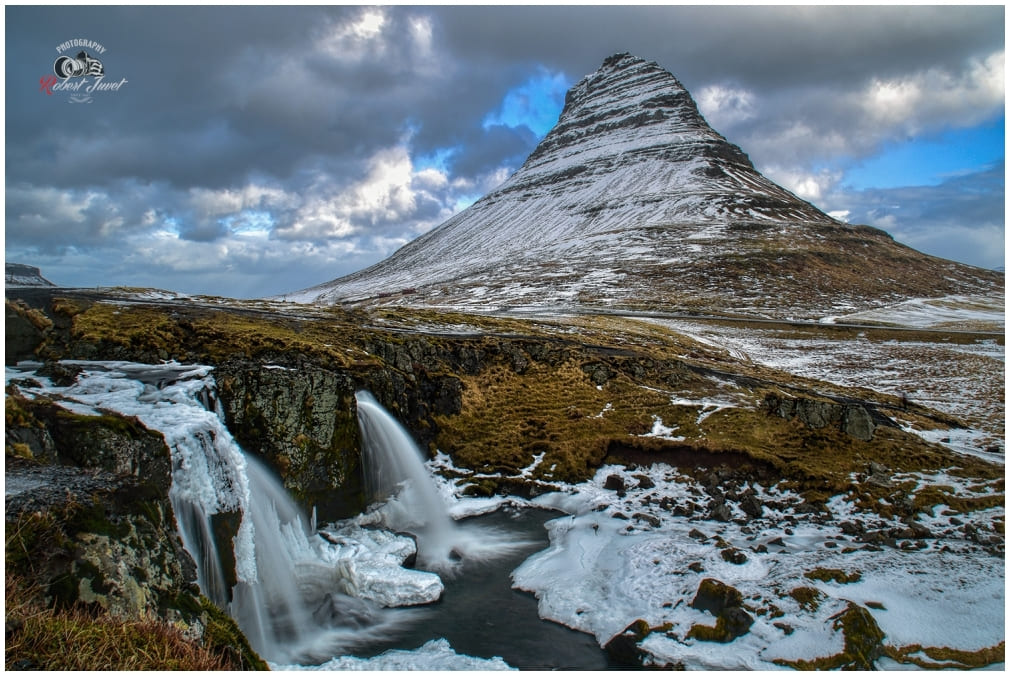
[843, 115, 1005, 190]
[483, 67, 571, 137]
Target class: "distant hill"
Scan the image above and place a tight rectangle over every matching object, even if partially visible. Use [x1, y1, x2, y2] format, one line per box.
[288, 53, 1002, 320]
[6, 263, 56, 288]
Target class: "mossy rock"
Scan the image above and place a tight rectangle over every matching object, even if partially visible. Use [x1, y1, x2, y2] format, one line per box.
[804, 567, 862, 584]
[687, 607, 754, 643]
[604, 619, 654, 666]
[688, 578, 754, 642]
[198, 597, 268, 670]
[690, 578, 744, 615]
[775, 602, 884, 669]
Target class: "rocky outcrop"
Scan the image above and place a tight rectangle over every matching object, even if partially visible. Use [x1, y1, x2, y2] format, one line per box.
[6, 389, 171, 486]
[764, 392, 878, 441]
[5, 392, 266, 669]
[214, 359, 364, 521]
[6, 299, 53, 363]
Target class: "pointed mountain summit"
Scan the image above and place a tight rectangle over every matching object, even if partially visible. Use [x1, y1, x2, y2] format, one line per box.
[293, 53, 1001, 318]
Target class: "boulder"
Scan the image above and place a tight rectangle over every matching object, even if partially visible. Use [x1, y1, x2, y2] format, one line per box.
[604, 474, 626, 492]
[688, 578, 754, 642]
[691, 578, 744, 615]
[708, 500, 733, 522]
[604, 619, 652, 667]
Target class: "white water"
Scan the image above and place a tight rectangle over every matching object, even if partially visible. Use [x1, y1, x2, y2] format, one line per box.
[6, 362, 434, 664]
[355, 391, 464, 571]
[354, 391, 537, 574]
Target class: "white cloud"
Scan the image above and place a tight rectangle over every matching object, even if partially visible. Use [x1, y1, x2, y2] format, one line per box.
[188, 185, 294, 220]
[696, 84, 756, 129]
[762, 166, 843, 202]
[723, 48, 1004, 178]
[862, 50, 1004, 134]
[319, 8, 389, 60]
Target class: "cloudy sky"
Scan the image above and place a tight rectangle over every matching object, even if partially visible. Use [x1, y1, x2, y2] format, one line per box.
[6, 5, 1004, 298]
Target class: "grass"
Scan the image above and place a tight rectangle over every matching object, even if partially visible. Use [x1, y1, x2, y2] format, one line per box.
[5, 573, 243, 671]
[26, 291, 1009, 514]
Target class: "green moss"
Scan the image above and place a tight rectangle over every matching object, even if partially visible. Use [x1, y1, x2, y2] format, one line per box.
[198, 596, 269, 670]
[913, 483, 1005, 514]
[686, 609, 753, 643]
[788, 586, 823, 612]
[65, 498, 130, 539]
[6, 394, 42, 429]
[7, 442, 34, 459]
[804, 567, 862, 584]
[884, 641, 1006, 669]
[5, 510, 70, 572]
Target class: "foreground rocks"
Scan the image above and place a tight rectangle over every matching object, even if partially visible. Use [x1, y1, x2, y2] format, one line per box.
[5, 392, 267, 670]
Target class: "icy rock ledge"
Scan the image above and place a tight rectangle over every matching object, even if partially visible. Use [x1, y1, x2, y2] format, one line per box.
[276, 637, 514, 671]
[318, 524, 444, 607]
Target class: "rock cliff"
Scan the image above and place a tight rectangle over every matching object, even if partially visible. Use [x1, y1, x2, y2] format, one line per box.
[5, 389, 266, 669]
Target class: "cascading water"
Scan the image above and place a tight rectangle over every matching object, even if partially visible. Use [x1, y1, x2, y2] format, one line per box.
[8, 360, 584, 668]
[8, 361, 420, 665]
[355, 391, 463, 571]
[354, 391, 536, 574]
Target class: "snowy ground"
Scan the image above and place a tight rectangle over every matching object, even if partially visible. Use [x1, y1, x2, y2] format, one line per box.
[636, 297, 1005, 458]
[7, 334, 1003, 670]
[319, 450, 1004, 670]
[821, 294, 1005, 332]
[412, 451, 1004, 670]
[512, 463, 1003, 669]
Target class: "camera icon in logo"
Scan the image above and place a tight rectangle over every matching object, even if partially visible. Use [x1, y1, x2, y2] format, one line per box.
[54, 51, 104, 79]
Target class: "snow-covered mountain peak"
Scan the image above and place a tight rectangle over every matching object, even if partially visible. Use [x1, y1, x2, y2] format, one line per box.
[287, 54, 1001, 317]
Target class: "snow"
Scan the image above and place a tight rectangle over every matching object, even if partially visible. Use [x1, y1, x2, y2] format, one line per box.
[277, 638, 514, 671]
[504, 462, 1004, 669]
[825, 294, 1005, 331]
[638, 415, 685, 441]
[315, 524, 443, 608]
[639, 316, 1005, 456]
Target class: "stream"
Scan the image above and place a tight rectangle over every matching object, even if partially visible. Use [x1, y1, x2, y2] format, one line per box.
[338, 505, 611, 669]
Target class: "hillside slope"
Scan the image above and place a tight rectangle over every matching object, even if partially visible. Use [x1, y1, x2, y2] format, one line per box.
[289, 53, 1001, 319]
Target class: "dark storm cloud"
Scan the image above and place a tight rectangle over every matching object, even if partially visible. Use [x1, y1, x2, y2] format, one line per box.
[428, 5, 1002, 89]
[447, 124, 539, 178]
[4, 5, 1004, 296]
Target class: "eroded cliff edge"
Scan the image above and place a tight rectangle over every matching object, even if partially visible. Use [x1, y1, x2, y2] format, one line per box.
[8, 289, 1001, 519]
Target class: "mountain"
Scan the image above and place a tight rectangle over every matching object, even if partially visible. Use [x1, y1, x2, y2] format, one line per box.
[290, 53, 1002, 319]
[6, 263, 56, 288]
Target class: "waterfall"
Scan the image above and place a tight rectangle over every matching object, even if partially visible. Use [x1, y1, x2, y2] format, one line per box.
[355, 390, 523, 574]
[10, 360, 536, 665]
[21, 361, 407, 664]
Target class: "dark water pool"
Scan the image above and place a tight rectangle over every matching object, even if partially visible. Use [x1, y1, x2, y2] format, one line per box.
[345, 506, 612, 670]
